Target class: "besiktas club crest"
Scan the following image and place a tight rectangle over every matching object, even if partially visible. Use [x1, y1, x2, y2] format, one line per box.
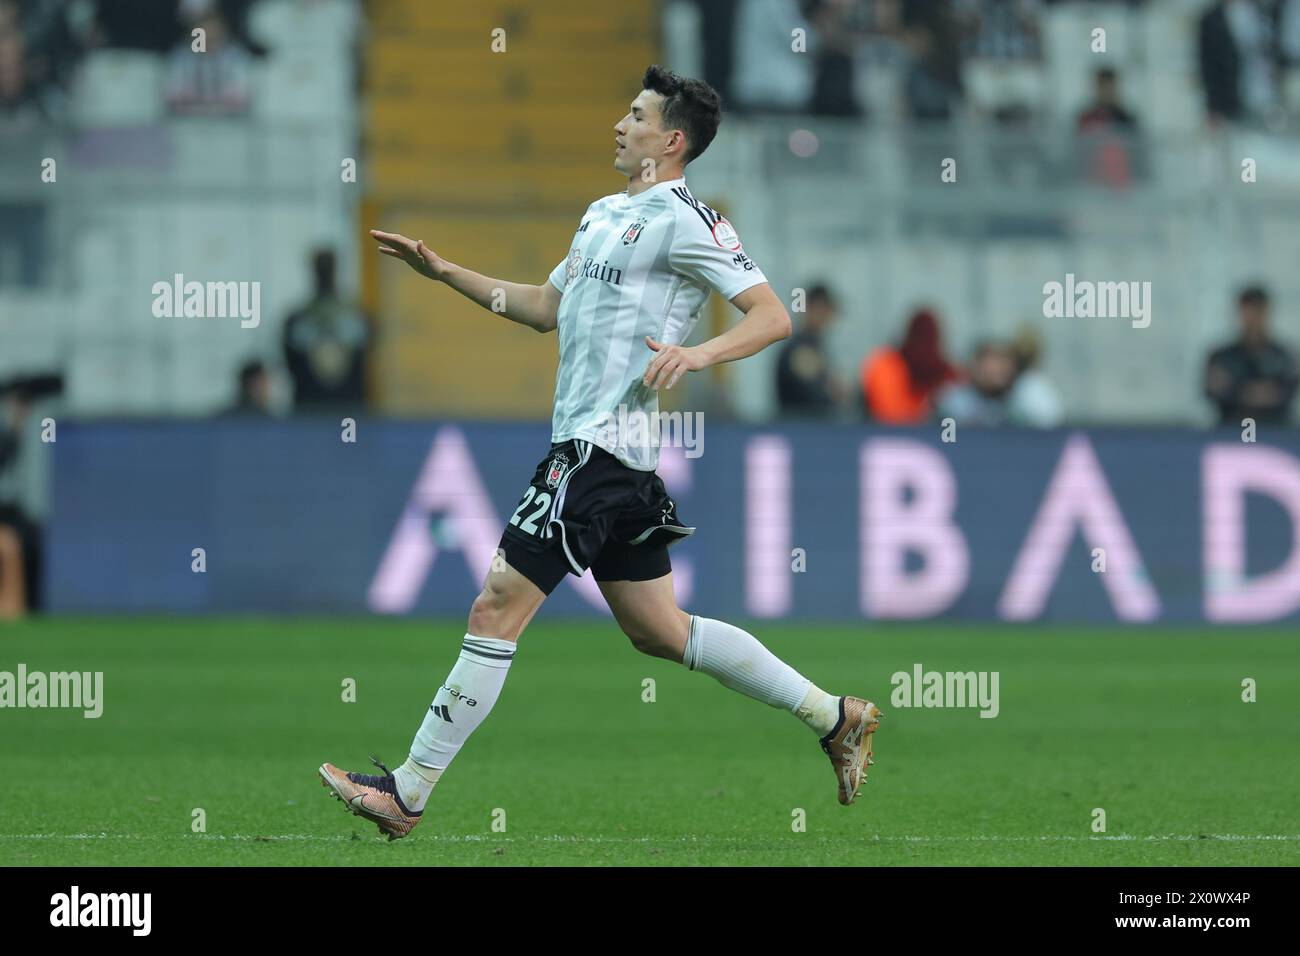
[545, 452, 570, 489]
[622, 217, 648, 245]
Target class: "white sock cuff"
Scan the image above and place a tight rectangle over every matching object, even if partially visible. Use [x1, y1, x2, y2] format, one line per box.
[684, 615, 702, 670]
[458, 634, 517, 669]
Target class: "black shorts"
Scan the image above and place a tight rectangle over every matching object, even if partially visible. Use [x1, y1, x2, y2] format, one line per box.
[499, 438, 695, 595]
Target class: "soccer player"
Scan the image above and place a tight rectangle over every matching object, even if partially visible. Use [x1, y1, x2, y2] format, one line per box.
[320, 66, 881, 839]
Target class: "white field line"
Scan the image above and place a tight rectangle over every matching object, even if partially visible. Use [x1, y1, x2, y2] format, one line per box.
[0, 833, 1296, 844]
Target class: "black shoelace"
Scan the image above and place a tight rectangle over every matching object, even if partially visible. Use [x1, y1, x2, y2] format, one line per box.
[345, 754, 396, 793]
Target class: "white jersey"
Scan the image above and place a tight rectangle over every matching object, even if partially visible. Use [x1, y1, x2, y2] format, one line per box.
[546, 177, 767, 471]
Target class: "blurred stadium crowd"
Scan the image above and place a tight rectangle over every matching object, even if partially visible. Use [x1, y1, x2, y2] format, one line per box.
[707, 0, 1300, 128]
[1, 0, 1295, 425]
[774, 278, 1295, 426]
[691, 0, 1298, 427]
[0, 0, 268, 121]
[3, 0, 1300, 618]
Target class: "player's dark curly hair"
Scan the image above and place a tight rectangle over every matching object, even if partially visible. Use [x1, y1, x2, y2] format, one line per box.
[642, 65, 722, 165]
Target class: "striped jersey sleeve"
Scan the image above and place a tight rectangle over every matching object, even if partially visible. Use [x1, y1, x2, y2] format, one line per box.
[667, 187, 767, 301]
[547, 255, 569, 293]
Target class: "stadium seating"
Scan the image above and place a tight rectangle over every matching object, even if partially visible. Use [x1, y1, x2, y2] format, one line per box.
[362, 1, 659, 415]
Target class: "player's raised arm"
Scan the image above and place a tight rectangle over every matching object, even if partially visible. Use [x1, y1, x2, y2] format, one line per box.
[370, 229, 559, 333]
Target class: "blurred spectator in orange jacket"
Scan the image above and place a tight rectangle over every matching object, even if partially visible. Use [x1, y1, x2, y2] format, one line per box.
[861, 307, 959, 423]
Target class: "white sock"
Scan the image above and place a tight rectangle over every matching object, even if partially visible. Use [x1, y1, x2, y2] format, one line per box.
[683, 616, 837, 733]
[392, 759, 442, 813]
[396, 634, 517, 812]
[794, 683, 843, 737]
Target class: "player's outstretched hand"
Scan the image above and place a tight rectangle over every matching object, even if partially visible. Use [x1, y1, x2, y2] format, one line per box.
[370, 229, 447, 281]
[643, 336, 706, 390]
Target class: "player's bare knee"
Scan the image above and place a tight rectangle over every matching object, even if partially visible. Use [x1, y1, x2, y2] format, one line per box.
[468, 581, 516, 639]
[622, 621, 676, 660]
[621, 623, 654, 655]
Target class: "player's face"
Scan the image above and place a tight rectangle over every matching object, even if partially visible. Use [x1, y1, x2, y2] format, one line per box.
[614, 90, 668, 179]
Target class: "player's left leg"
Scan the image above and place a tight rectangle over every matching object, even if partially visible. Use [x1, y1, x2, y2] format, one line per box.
[320, 558, 553, 839]
[596, 566, 882, 805]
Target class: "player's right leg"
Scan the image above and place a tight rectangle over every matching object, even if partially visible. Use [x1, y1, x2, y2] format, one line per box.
[319, 560, 546, 839]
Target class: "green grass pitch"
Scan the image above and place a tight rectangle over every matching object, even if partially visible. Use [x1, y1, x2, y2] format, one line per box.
[1, 616, 1297, 866]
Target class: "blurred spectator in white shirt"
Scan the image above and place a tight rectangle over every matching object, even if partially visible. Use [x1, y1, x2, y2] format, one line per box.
[731, 0, 814, 112]
[956, 0, 1041, 62]
[166, 0, 252, 114]
[1229, 0, 1278, 118]
[1007, 327, 1063, 427]
[939, 340, 1018, 427]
